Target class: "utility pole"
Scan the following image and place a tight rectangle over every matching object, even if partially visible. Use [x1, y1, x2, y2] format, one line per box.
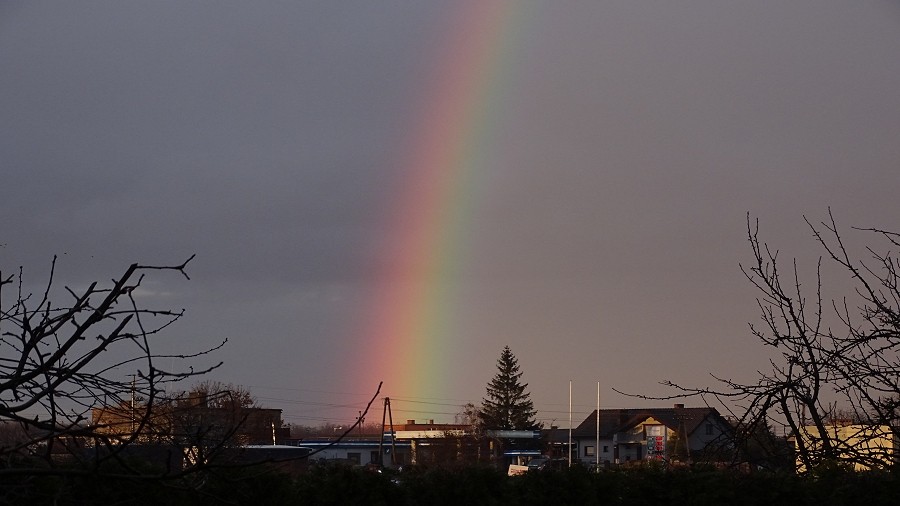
[129, 374, 137, 435]
[596, 382, 600, 469]
[568, 380, 572, 468]
[387, 398, 396, 465]
[378, 397, 397, 467]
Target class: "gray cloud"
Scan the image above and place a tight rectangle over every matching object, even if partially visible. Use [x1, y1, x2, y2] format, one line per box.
[3, 0, 899, 425]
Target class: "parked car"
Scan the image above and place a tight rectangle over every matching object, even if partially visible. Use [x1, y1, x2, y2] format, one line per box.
[527, 458, 550, 470]
[526, 457, 567, 471]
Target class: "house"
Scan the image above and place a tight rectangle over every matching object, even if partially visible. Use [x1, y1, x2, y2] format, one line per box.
[390, 419, 476, 465]
[282, 419, 468, 467]
[792, 423, 898, 472]
[541, 425, 577, 462]
[288, 437, 412, 467]
[570, 404, 732, 466]
[91, 401, 285, 446]
[386, 419, 540, 466]
[285, 419, 542, 468]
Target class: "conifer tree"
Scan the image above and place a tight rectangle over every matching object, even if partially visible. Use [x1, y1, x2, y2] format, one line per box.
[479, 346, 538, 430]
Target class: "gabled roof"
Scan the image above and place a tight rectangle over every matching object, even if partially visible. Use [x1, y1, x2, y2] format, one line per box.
[571, 406, 727, 438]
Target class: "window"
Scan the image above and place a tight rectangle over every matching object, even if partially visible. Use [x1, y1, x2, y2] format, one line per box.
[584, 445, 595, 457]
[705, 423, 714, 436]
[603, 446, 609, 453]
[347, 452, 360, 465]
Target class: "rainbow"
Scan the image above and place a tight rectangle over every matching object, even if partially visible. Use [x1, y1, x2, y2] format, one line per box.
[345, 1, 535, 409]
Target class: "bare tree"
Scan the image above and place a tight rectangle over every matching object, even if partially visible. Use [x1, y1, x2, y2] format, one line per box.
[0, 255, 224, 476]
[656, 210, 900, 472]
[183, 381, 257, 410]
[0, 256, 385, 505]
[455, 402, 479, 426]
[164, 381, 273, 460]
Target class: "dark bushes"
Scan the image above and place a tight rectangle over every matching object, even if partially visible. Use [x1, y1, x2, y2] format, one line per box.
[6, 462, 900, 505]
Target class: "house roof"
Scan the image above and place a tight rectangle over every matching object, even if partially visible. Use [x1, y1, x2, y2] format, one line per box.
[571, 406, 726, 438]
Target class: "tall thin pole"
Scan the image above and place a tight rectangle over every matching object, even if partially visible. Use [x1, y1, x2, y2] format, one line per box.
[386, 398, 397, 466]
[130, 374, 136, 434]
[378, 397, 388, 466]
[568, 380, 572, 468]
[596, 382, 600, 468]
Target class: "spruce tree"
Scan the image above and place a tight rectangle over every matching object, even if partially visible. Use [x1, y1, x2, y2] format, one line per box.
[479, 346, 538, 430]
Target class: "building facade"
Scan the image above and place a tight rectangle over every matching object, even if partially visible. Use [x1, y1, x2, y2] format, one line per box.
[793, 423, 898, 472]
[570, 404, 732, 466]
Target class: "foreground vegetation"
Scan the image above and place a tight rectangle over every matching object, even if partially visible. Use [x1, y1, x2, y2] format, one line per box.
[6, 462, 900, 506]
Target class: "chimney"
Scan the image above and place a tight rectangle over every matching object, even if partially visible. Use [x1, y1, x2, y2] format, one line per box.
[674, 403, 684, 409]
[428, 419, 434, 425]
[406, 419, 415, 425]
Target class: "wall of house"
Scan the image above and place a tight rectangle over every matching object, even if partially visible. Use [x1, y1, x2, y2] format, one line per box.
[304, 445, 384, 466]
[574, 438, 615, 465]
[794, 424, 896, 472]
[687, 416, 728, 452]
[572, 436, 651, 465]
[617, 443, 643, 462]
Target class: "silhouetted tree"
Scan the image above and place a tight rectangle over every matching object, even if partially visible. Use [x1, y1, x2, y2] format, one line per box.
[479, 346, 537, 431]
[737, 421, 794, 472]
[456, 402, 480, 426]
[0, 256, 230, 486]
[182, 380, 257, 410]
[0, 255, 383, 502]
[660, 210, 900, 473]
[166, 381, 272, 455]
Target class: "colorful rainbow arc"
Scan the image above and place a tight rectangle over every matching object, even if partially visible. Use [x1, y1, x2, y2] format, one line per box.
[345, 2, 533, 407]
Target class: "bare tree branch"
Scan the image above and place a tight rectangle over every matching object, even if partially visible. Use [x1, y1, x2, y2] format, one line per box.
[620, 211, 900, 472]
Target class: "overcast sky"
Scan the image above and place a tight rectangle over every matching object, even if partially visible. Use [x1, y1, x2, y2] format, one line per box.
[3, 1, 900, 427]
